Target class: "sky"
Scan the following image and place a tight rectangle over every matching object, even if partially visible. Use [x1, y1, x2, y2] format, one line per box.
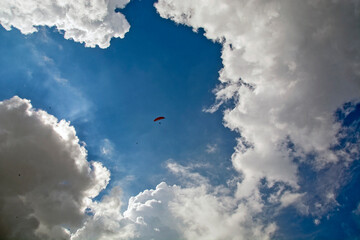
[0, 0, 359, 239]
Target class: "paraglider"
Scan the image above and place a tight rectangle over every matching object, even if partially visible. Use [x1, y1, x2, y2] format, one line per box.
[154, 116, 165, 122]
[154, 116, 165, 124]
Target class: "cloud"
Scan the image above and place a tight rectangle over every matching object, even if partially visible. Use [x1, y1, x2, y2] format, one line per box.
[155, 0, 360, 234]
[155, 0, 360, 175]
[100, 138, 115, 157]
[72, 162, 277, 240]
[166, 160, 209, 186]
[353, 203, 360, 216]
[28, 45, 93, 122]
[205, 143, 217, 153]
[279, 191, 305, 209]
[0, 0, 131, 48]
[314, 219, 321, 225]
[0, 96, 110, 240]
[71, 187, 137, 240]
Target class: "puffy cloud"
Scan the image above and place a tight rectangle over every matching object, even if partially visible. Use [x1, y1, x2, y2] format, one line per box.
[0, 96, 110, 239]
[73, 162, 276, 240]
[279, 191, 305, 209]
[71, 187, 137, 240]
[155, 0, 360, 206]
[0, 0, 131, 48]
[125, 182, 276, 240]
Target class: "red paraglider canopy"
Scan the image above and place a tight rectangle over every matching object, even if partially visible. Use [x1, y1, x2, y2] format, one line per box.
[154, 116, 165, 122]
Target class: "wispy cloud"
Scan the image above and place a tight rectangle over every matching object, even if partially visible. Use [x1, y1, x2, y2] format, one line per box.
[353, 203, 360, 216]
[27, 44, 93, 122]
[100, 138, 115, 157]
[205, 143, 217, 153]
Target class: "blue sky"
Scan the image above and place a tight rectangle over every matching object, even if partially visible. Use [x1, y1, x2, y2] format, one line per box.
[0, 0, 359, 239]
[0, 0, 238, 196]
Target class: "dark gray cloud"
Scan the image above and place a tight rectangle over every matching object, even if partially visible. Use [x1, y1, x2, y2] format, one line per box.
[0, 96, 110, 239]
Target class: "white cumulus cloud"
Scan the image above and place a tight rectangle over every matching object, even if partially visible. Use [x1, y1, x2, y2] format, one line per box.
[72, 162, 276, 240]
[0, 96, 110, 239]
[155, 0, 360, 205]
[0, 0, 131, 48]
